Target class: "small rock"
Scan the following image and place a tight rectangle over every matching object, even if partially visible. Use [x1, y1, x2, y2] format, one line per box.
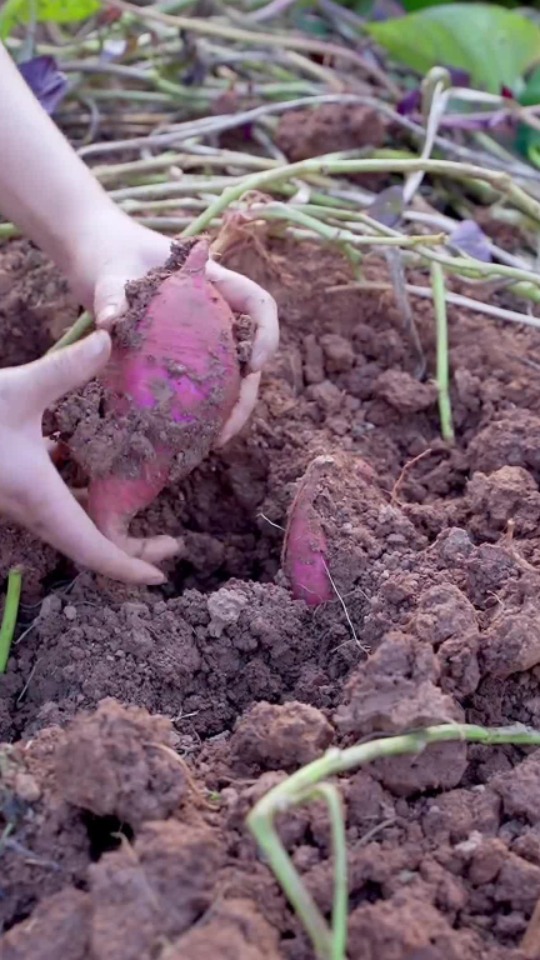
[39, 594, 62, 619]
[373, 370, 437, 413]
[63, 605, 77, 621]
[320, 333, 355, 372]
[207, 588, 248, 638]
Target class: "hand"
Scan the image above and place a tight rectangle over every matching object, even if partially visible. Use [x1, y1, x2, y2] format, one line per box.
[71, 216, 279, 445]
[0, 332, 168, 585]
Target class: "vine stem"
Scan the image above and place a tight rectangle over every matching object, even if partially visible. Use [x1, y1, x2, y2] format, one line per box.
[105, 0, 399, 94]
[250, 204, 446, 248]
[48, 311, 93, 353]
[431, 262, 454, 443]
[0, 569, 22, 674]
[181, 157, 540, 238]
[247, 723, 540, 960]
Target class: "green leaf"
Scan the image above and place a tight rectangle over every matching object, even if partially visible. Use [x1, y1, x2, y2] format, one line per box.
[401, 0, 457, 10]
[366, 3, 540, 93]
[519, 66, 540, 107]
[0, 0, 101, 39]
[515, 121, 540, 169]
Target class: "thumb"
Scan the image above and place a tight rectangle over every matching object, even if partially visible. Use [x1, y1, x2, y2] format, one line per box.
[25, 331, 111, 412]
[94, 276, 128, 330]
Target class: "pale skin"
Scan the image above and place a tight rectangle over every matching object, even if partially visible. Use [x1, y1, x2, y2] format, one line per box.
[0, 42, 279, 585]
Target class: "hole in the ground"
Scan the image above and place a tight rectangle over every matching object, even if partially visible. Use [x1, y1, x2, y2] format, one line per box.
[82, 812, 134, 861]
[133, 451, 282, 595]
[171, 553, 274, 595]
[40, 559, 78, 596]
[2, 901, 37, 933]
[349, 880, 384, 909]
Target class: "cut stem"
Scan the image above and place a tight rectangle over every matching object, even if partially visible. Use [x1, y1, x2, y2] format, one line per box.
[0, 569, 22, 674]
[431, 262, 454, 443]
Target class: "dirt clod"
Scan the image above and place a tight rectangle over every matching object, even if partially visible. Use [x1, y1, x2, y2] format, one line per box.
[54, 699, 186, 827]
[230, 701, 334, 773]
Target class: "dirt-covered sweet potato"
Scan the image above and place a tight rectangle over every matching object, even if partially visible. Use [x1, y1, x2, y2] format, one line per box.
[86, 238, 241, 548]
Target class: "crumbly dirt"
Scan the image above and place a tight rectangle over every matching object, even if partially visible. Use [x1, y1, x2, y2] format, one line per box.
[2, 215, 540, 959]
[275, 103, 389, 191]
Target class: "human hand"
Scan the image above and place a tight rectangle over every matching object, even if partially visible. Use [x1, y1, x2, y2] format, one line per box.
[70, 215, 279, 445]
[0, 332, 168, 585]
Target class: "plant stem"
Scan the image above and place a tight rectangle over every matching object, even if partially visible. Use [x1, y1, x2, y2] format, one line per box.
[93, 151, 279, 185]
[311, 784, 347, 960]
[248, 723, 540, 960]
[48, 311, 93, 353]
[313, 204, 540, 292]
[249, 204, 446, 249]
[105, 0, 399, 94]
[0, 223, 19, 239]
[250, 805, 333, 960]
[181, 157, 540, 239]
[0, 569, 22, 674]
[431, 262, 454, 443]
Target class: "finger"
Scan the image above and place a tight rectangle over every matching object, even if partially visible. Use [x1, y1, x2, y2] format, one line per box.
[112, 533, 182, 565]
[16, 456, 167, 585]
[217, 371, 261, 447]
[94, 276, 128, 330]
[21, 332, 111, 414]
[70, 486, 88, 507]
[206, 260, 279, 372]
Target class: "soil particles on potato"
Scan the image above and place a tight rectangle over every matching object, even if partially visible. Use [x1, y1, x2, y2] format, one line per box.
[2, 220, 540, 960]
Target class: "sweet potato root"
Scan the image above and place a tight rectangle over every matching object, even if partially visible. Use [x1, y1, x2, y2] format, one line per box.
[86, 238, 241, 549]
[282, 453, 392, 608]
[282, 455, 335, 606]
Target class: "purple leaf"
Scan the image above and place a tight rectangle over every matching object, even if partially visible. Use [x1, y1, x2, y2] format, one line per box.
[18, 56, 68, 115]
[397, 66, 471, 117]
[397, 88, 421, 115]
[449, 220, 492, 263]
[447, 67, 470, 88]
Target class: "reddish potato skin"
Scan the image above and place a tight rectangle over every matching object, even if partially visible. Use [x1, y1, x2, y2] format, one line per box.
[282, 456, 334, 606]
[87, 240, 241, 542]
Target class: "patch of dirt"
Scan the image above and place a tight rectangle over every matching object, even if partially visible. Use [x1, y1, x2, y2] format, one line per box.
[0, 239, 79, 368]
[2, 222, 540, 958]
[275, 102, 389, 191]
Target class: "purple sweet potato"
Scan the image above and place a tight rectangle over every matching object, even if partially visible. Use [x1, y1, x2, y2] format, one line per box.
[87, 239, 241, 546]
[282, 455, 335, 606]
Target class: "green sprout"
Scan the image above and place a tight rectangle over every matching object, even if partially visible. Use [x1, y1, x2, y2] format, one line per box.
[247, 723, 540, 960]
[0, 568, 22, 674]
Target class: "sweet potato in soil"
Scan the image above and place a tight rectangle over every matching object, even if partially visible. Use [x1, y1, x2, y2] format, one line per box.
[3, 229, 540, 959]
[57, 238, 241, 551]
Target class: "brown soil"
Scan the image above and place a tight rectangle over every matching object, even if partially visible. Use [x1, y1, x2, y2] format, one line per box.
[2, 216, 540, 959]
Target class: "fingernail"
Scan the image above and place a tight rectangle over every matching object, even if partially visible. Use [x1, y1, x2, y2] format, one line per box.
[98, 306, 118, 328]
[148, 572, 167, 586]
